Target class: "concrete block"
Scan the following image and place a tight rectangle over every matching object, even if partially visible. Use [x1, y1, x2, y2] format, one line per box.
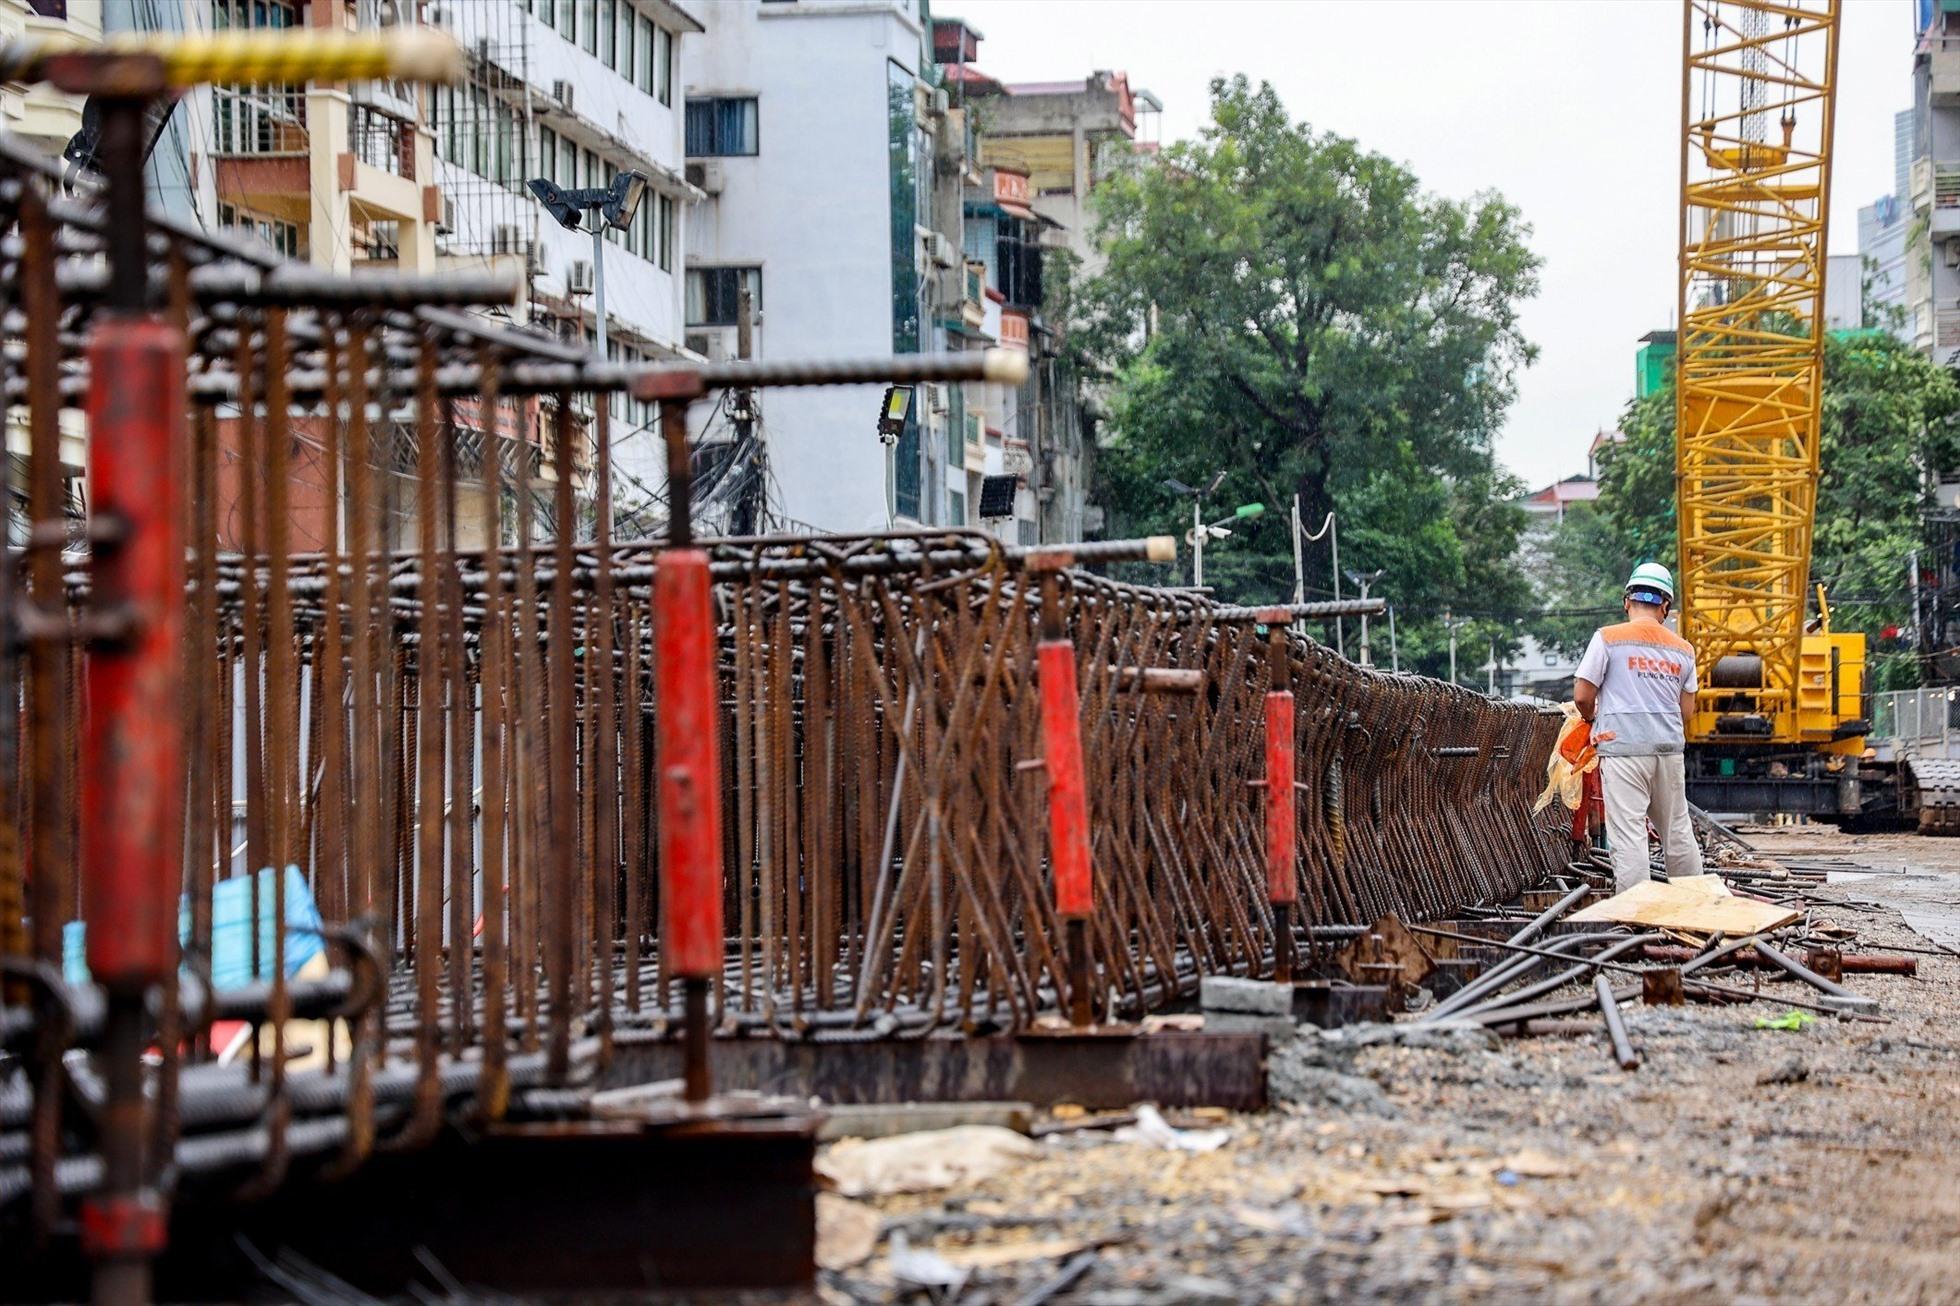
[1200, 975, 1293, 1016]
[1202, 1012, 1298, 1042]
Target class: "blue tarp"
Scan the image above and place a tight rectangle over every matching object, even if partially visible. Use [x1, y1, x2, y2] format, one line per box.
[61, 865, 324, 989]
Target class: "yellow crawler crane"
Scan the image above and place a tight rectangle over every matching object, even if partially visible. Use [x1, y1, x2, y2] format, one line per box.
[1676, 0, 1871, 819]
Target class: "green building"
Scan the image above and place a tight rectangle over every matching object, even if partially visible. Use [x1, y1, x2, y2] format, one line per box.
[1635, 329, 1675, 399]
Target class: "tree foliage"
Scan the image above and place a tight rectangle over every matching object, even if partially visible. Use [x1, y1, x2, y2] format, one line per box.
[1076, 76, 1543, 678]
[1578, 332, 1960, 689]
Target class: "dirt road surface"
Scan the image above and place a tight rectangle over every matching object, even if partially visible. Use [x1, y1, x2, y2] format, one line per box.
[816, 837, 1960, 1305]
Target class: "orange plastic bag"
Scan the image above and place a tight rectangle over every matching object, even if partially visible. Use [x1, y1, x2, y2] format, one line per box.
[1534, 703, 1598, 813]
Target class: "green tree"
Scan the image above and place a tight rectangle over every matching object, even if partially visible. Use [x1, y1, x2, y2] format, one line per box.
[1076, 76, 1542, 675]
[1532, 501, 1630, 660]
[1591, 332, 1960, 690]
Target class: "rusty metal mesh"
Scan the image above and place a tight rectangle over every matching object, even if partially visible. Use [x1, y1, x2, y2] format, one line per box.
[0, 139, 1570, 1223]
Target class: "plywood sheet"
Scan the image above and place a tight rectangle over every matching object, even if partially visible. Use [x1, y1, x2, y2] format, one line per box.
[1570, 874, 1798, 936]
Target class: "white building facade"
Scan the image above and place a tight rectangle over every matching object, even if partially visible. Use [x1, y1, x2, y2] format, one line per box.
[685, 0, 977, 535]
[432, 0, 701, 499]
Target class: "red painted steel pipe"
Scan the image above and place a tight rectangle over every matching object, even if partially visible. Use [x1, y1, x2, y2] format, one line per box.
[654, 549, 725, 977]
[1263, 691, 1296, 906]
[81, 317, 186, 985]
[1038, 638, 1092, 920]
[654, 548, 723, 1102]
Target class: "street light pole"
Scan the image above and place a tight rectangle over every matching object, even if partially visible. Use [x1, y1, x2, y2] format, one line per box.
[591, 217, 607, 361]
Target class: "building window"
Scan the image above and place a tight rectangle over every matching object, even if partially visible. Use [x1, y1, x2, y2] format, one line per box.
[355, 219, 400, 262]
[685, 97, 757, 156]
[995, 214, 1044, 309]
[219, 202, 303, 260]
[686, 267, 761, 326]
[536, 0, 554, 25]
[658, 26, 674, 105]
[599, 0, 614, 64]
[635, 15, 655, 95]
[539, 125, 558, 181]
[578, 0, 597, 53]
[948, 490, 965, 525]
[615, 0, 634, 74]
[659, 194, 675, 272]
[212, 0, 305, 155]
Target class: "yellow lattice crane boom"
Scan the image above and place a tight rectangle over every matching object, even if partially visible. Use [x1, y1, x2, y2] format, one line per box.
[1677, 0, 1865, 757]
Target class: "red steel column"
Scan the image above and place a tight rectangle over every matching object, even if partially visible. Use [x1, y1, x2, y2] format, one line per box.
[79, 321, 186, 1301]
[1264, 688, 1297, 978]
[1039, 639, 1093, 921]
[1033, 557, 1095, 1026]
[1258, 612, 1297, 983]
[654, 547, 724, 1102]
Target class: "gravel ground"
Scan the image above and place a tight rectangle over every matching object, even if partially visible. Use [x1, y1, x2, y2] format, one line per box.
[817, 848, 1960, 1305]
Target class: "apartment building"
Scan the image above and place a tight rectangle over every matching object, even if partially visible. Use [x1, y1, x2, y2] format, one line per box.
[0, 0, 100, 541]
[101, 1, 697, 547]
[1913, 8, 1960, 366]
[431, 0, 701, 519]
[1, 0, 100, 148]
[684, 0, 985, 536]
[953, 52, 1162, 544]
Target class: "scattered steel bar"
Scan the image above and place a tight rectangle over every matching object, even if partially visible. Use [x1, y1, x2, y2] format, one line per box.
[1595, 974, 1639, 1071]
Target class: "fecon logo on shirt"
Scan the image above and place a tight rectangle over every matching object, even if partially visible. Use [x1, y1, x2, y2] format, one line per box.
[1574, 619, 1697, 757]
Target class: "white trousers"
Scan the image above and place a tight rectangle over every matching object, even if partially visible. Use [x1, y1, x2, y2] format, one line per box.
[1598, 753, 1703, 894]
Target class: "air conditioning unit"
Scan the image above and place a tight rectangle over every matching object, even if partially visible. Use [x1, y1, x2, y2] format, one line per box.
[925, 231, 957, 269]
[567, 259, 595, 295]
[685, 160, 725, 195]
[552, 80, 575, 112]
[1946, 240, 1960, 269]
[685, 330, 728, 362]
[490, 223, 527, 256]
[928, 383, 949, 414]
[438, 194, 457, 235]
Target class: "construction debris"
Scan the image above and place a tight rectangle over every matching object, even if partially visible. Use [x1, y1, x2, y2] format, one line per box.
[1570, 874, 1801, 935]
[818, 1127, 1043, 1198]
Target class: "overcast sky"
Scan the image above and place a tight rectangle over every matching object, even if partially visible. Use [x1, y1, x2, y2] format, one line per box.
[950, 0, 1914, 491]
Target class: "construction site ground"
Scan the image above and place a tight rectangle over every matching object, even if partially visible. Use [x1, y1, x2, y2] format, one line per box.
[810, 834, 1960, 1306]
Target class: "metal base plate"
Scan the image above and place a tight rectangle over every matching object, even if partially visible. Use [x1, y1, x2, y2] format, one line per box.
[604, 1028, 1268, 1111]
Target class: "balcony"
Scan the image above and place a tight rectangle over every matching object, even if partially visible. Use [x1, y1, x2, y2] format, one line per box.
[1932, 164, 1960, 237]
[1935, 310, 1960, 367]
[214, 85, 308, 156]
[1934, 35, 1960, 107]
[959, 260, 986, 329]
[963, 411, 985, 473]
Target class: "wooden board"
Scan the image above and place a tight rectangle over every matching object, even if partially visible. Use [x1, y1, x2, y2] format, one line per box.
[1569, 875, 1799, 936]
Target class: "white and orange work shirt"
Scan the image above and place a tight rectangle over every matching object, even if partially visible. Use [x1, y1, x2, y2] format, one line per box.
[1573, 617, 1697, 756]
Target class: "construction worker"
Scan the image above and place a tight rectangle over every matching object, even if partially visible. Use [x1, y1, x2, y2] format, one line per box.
[1572, 562, 1704, 893]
